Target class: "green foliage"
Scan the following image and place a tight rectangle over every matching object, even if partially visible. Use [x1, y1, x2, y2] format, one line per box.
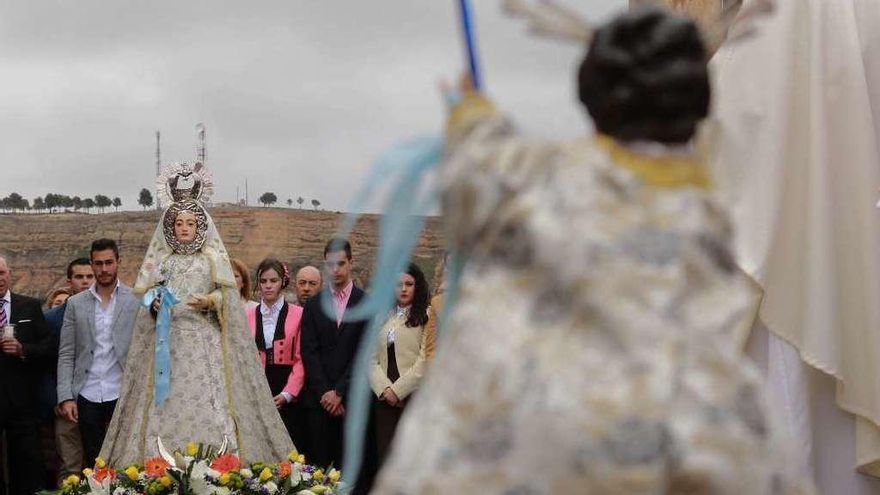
[0, 192, 28, 212]
[259, 192, 278, 207]
[138, 188, 154, 210]
[94, 195, 112, 212]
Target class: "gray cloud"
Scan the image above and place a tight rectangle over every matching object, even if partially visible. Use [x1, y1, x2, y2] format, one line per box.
[1, 0, 623, 211]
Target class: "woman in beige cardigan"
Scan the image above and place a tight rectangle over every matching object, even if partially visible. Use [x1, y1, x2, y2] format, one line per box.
[369, 263, 433, 466]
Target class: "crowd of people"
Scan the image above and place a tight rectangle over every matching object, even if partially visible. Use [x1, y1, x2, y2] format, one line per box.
[0, 234, 438, 494]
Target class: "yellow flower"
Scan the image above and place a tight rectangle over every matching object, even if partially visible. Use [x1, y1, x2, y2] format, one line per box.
[124, 465, 139, 481]
[328, 468, 341, 483]
[159, 476, 173, 487]
[296, 454, 305, 464]
[63, 474, 80, 487]
[287, 448, 299, 462]
[186, 442, 199, 456]
[310, 485, 328, 494]
[219, 473, 231, 485]
[94, 457, 107, 468]
[82, 468, 94, 477]
[313, 469, 324, 481]
[259, 467, 273, 482]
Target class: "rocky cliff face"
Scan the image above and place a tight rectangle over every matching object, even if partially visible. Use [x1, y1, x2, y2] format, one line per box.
[0, 207, 445, 303]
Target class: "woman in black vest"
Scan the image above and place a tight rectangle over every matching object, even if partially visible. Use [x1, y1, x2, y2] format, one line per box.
[246, 259, 306, 449]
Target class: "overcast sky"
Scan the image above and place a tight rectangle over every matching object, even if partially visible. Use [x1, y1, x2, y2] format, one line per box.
[1, 1, 623, 212]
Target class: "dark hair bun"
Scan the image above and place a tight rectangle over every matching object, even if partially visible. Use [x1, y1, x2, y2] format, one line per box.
[578, 7, 710, 144]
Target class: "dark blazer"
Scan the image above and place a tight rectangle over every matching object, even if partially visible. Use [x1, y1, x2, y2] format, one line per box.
[0, 292, 54, 416]
[300, 286, 368, 409]
[40, 302, 66, 418]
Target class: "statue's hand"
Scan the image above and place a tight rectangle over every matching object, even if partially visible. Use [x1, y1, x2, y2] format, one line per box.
[187, 294, 214, 312]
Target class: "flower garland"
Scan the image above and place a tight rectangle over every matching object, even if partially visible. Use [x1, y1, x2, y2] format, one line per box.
[60, 442, 342, 495]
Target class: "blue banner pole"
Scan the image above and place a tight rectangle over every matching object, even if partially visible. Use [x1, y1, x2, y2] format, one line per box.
[458, 0, 483, 90]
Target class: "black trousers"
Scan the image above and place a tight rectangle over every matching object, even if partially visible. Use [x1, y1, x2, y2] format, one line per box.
[76, 396, 116, 467]
[0, 411, 45, 495]
[282, 402, 309, 456]
[304, 404, 378, 495]
[375, 343, 404, 467]
[305, 406, 343, 469]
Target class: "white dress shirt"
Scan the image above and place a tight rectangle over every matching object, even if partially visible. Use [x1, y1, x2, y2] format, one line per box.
[387, 305, 410, 346]
[259, 298, 285, 350]
[80, 282, 124, 403]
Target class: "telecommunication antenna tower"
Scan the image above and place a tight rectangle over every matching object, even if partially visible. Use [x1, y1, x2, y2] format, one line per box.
[196, 123, 206, 164]
[155, 131, 161, 176]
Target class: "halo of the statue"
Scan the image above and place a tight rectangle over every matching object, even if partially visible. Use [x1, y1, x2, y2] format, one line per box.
[156, 161, 214, 209]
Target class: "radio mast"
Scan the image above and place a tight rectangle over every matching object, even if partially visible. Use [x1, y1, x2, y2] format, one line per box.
[155, 131, 161, 176]
[196, 123, 206, 164]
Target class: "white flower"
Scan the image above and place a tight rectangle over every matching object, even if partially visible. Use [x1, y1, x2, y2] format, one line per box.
[113, 488, 129, 495]
[290, 463, 303, 482]
[264, 481, 278, 494]
[209, 488, 231, 495]
[87, 476, 112, 495]
[240, 468, 254, 478]
[189, 460, 221, 495]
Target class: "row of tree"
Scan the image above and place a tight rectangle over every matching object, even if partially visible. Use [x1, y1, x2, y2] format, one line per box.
[258, 193, 321, 210]
[2, 189, 323, 213]
[0, 193, 122, 213]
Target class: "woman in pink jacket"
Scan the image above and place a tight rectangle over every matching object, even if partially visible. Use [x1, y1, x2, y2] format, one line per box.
[246, 258, 306, 449]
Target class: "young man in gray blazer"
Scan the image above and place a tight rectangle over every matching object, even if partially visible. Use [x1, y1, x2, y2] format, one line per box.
[57, 238, 139, 466]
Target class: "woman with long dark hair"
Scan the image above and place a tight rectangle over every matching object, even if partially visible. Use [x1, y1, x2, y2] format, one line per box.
[245, 258, 306, 449]
[369, 263, 433, 466]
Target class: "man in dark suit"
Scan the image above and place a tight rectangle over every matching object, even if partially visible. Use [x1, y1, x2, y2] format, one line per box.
[0, 255, 54, 495]
[300, 238, 375, 490]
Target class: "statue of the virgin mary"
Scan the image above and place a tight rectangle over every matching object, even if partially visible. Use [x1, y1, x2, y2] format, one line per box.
[100, 162, 294, 465]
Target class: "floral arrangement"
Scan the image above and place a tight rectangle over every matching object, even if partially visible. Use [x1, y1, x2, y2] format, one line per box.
[59, 440, 342, 495]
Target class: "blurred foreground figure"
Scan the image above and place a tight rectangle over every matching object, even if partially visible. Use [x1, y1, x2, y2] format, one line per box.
[374, 7, 810, 494]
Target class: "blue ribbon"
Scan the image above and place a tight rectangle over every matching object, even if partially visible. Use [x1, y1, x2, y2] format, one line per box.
[142, 285, 181, 406]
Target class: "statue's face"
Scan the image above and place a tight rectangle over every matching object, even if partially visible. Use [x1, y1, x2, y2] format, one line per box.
[174, 211, 198, 244]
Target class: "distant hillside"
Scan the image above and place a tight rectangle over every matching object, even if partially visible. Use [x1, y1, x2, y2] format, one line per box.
[0, 207, 445, 302]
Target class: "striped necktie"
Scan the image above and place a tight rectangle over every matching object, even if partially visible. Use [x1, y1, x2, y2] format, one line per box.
[0, 299, 7, 328]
